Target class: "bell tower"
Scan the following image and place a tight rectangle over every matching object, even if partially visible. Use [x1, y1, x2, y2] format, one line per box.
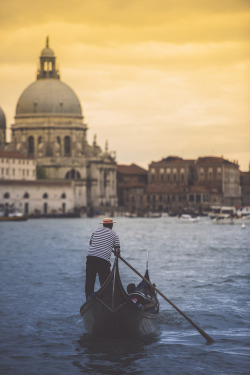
[37, 36, 60, 80]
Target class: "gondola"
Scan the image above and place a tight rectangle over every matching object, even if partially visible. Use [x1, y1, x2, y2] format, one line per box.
[80, 256, 159, 338]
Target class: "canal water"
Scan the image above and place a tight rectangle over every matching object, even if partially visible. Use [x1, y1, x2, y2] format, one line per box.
[0, 217, 249, 374]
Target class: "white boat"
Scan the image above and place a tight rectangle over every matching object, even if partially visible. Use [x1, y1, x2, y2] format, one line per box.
[209, 206, 236, 220]
[179, 214, 200, 222]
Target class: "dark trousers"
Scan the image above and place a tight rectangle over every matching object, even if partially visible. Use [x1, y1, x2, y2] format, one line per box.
[85, 256, 111, 298]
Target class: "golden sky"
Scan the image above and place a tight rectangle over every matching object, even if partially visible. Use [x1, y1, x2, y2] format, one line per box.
[0, 0, 250, 170]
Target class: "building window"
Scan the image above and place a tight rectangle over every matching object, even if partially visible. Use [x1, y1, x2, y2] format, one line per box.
[65, 169, 81, 180]
[4, 192, 10, 199]
[43, 193, 48, 199]
[199, 168, 204, 180]
[181, 168, 185, 182]
[28, 136, 34, 155]
[24, 203, 29, 215]
[64, 136, 71, 156]
[61, 193, 66, 199]
[44, 202, 48, 215]
[160, 168, 164, 182]
[196, 194, 201, 202]
[217, 167, 222, 180]
[24, 192, 29, 199]
[62, 202, 66, 214]
[209, 168, 213, 181]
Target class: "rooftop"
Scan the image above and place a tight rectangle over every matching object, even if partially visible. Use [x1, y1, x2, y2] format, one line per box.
[117, 163, 147, 175]
[0, 150, 35, 160]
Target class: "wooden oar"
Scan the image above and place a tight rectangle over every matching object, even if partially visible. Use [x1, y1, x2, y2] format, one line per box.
[118, 253, 214, 344]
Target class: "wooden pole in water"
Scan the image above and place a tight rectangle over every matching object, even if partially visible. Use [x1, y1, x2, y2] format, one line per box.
[118, 254, 214, 344]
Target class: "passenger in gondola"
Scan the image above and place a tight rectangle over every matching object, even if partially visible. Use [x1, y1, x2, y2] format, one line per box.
[85, 218, 120, 299]
[127, 282, 159, 313]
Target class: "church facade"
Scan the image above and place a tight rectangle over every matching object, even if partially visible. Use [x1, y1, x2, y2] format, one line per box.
[0, 38, 118, 216]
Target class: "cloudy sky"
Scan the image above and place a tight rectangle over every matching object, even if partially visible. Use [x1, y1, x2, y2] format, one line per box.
[0, 0, 249, 170]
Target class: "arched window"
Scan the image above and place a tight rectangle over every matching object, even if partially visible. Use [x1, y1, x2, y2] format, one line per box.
[4, 192, 10, 199]
[61, 193, 66, 199]
[65, 169, 81, 180]
[24, 203, 29, 215]
[64, 136, 71, 156]
[28, 136, 34, 155]
[38, 136, 42, 144]
[43, 193, 48, 199]
[23, 192, 29, 199]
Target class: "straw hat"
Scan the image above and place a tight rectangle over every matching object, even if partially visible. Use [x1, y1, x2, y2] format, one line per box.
[100, 217, 116, 224]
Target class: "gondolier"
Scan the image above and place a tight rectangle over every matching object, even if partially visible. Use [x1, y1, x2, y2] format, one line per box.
[85, 218, 121, 299]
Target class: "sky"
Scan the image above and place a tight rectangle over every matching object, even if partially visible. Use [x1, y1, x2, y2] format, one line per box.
[0, 0, 250, 171]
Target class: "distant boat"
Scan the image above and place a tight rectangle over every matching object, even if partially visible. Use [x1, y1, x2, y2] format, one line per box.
[179, 214, 200, 223]
[0, 210, 28, 222]
[209, 206, 236, 220]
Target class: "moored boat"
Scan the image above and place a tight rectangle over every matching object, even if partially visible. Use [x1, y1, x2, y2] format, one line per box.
[0, 210, 28, 221]
[178, 214, 200, 222]
[80, 256, 159, 338]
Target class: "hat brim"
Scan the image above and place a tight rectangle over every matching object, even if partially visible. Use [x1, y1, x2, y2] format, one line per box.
[99, 221, 116, 224]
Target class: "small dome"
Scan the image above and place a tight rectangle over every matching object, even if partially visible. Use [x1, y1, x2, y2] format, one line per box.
[41, 47, 55, 58]
[0, 107, 6, 128]
[16, 79, 83, 117]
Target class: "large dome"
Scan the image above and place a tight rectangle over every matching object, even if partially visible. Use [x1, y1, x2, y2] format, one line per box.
[16, 79, 82, 117]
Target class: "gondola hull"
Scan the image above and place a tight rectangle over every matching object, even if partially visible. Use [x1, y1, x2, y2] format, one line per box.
[80, 257, 159, 338]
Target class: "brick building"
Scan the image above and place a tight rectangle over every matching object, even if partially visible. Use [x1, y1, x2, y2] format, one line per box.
[117, 156, 242, 216]
[117, 164, 147, 215]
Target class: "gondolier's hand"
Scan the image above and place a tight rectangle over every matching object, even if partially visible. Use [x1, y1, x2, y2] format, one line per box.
[114, 247, 120, 256]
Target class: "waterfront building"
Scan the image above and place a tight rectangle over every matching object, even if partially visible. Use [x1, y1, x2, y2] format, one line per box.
[117, 164, 147, 215]
[0, 179, 82, 217]
[240, 169, 250, 206]
[196, 157, 241, 207]
[0, 38, 117, 216]
[146, 156, 241, 215]
[0, 151, 36, 181]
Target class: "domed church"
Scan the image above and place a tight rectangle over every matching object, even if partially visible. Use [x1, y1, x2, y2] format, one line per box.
[1, 38, 117, 216]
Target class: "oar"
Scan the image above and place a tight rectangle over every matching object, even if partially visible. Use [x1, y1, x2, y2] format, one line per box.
[118, 253, 214, 344]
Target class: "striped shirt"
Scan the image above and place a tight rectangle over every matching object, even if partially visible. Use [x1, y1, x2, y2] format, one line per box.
[88, 227, 120, 262]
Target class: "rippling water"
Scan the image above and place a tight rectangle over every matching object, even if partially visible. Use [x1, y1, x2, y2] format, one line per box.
[0, 217, 249, 374]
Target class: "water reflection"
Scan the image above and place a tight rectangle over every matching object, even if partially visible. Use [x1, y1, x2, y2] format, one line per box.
[73, 332, 159, 374]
